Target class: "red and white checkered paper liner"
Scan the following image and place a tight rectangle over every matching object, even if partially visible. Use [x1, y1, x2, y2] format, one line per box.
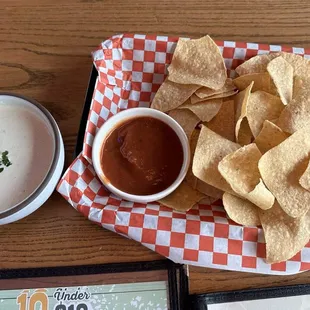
[57, 34, 310, 274]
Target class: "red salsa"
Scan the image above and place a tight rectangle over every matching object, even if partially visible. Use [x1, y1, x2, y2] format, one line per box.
[100, 117, 184, 195]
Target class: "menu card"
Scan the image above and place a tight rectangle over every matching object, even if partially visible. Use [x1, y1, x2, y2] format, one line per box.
[0, 281, 168, 310]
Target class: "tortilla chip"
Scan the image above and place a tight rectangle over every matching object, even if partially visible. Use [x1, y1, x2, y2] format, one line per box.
[219, 144, 261, 193]
[234, 82, 254, 145]
[151, 78, 199, 112]
[191, 89, 238, 104]
[209, 197, 221, 204]
[218, 144, 274, 210]
[206, 89, 238, 100]
[259, 201, 310, 263]
[200, 196, 219, 205]
[247, 91, 284, 137]
[278, 52, 310, 84]
[196, 180, 224, 200]
[267, 56, 293, 105]
[186, 169, 197, 189]
[233, 72, 278, 95]
[293, 76, 304, 99]
[192, 125, 240, 193]
[235, 53, 281, 76]
[207, 100, 235, 141]
[190, 129, 201, 156]
[185, 129, 200, 188]
[254, 120, 289, 154]
[277, 88, 310, 134]
[299, 160, 310, 192]
[245, 179, 275, 211]
[167, 36, 227, 89]
[223, 192, 261, 226]
[236, 51, 310, 83]
[269, 118, 279, 124]
[234, 87, 247, 121]
[236, 119, 253, 146]
[190, 93, 206, 104]
[258, 126, 310, 218]
[159, 181, 205, 211]
[186, 129, 224, 200]
[195, 78, 235, 99]
[168, 108, 200, 139]
[178, 99, 223, 122]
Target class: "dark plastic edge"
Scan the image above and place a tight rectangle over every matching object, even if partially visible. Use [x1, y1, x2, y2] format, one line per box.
[168, 266, 179, 310]
[188, 284, 310, 309]
[74, 65, 98, 158]
[180, 265, 189, 309]
[0, 260, 174, 279]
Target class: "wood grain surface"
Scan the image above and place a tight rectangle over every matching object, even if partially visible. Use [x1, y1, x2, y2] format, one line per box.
[1, 0, 310, 295]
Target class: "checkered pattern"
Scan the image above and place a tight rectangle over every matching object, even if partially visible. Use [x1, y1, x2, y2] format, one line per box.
[57, 34, 310, 274]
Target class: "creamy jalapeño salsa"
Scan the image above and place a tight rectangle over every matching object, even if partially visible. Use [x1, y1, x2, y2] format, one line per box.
[0, 97, 55, 212]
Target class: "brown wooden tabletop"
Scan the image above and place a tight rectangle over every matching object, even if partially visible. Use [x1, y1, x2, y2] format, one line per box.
[1, 0, 310, 295]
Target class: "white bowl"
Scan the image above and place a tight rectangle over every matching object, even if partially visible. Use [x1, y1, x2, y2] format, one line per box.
[92, 108, 190, 203]
[0, 93, 65, 225]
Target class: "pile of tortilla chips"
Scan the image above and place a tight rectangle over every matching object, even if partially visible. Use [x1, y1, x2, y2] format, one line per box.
[151, 35, 310, 264]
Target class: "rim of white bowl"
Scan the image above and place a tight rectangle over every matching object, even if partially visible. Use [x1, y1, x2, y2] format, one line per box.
[0, 93, 63, 218]
[92, 107, 191, 203]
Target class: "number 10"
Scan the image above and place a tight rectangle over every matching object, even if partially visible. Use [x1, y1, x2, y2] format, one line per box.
[17, 289, 48, 310]
[17, 289, 89, 310]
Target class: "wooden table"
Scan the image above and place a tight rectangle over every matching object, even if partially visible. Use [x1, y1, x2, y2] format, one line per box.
[1, 0, 310, 295]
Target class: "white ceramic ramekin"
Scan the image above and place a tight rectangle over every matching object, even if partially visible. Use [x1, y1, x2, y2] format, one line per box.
[92, 107, 190, 203]
[0, 93, 65, 225]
